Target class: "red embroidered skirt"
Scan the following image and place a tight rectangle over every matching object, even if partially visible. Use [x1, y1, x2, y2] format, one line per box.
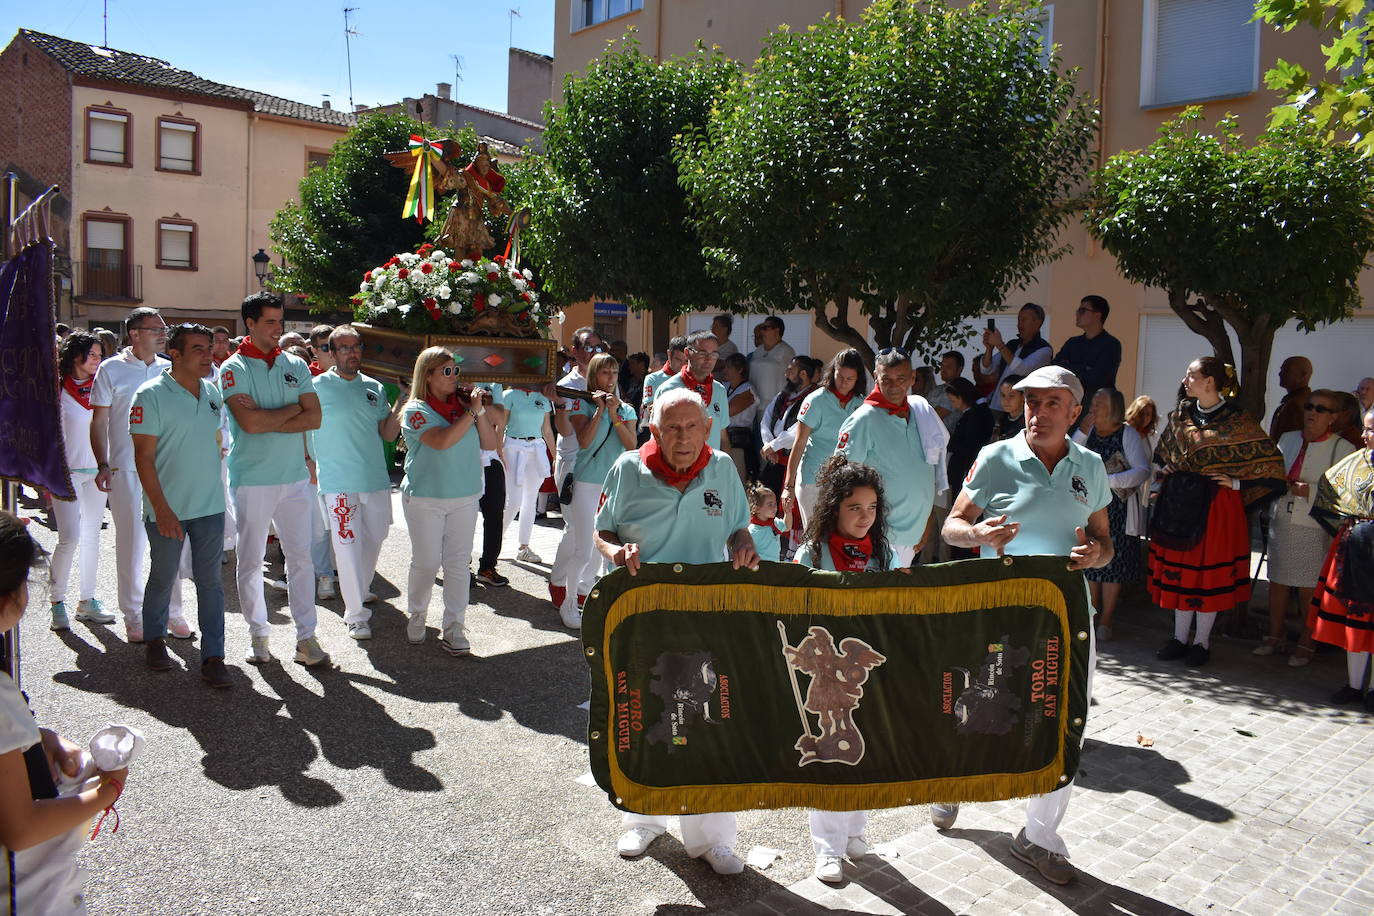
[1308, 529, 1374, 653]
[1148, 486, 1250, 613]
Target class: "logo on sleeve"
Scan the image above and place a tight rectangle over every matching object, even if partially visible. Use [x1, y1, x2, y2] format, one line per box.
[837, 431, 850, 451]
[366, 390, 379, 406]
[702, 489, 723, 517]
[798, 401, 810, 419]
[965, 460, 977, 484]
[129, 405, 143, 425]
[598, 490, 610, 512]
[221, 369, 235, 390]
[408, 412, 426, 430]
[1070, 475, 1089, 504]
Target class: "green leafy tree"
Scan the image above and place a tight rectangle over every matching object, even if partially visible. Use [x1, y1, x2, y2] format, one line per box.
[1087, 108, 1374, 419]
[676, 0, 1096, 362]
[1257, 0, 1373, 156]
[270, 112, 480, 311]
[522, 38, 741, 348]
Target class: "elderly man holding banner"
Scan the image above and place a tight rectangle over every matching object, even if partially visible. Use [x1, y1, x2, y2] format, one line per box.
[939, 364, 1112, 885]
[594, 387, 759, 876]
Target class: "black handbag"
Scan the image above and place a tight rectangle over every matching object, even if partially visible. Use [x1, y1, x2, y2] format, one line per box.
[561, 412, 618, 505]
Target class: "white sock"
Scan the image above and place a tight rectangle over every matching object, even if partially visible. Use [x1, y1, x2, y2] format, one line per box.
[1192, 612, 1216, 648]
[1348, 651, 1371, 690]
[1173, 610, 1194, 644]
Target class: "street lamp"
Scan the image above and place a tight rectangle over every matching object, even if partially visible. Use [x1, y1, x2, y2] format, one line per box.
[252, 248, 272, 288]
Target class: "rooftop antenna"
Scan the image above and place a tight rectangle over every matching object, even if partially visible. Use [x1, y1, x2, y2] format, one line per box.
[508, 8, 521, 48]
[343, 6, 361, 111]
[103, 0, 110, 47]
[450, 53, 465, 85]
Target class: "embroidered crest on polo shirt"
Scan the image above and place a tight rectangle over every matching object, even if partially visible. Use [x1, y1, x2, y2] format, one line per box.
[1071, 475, 1088, 504]
[209, 399, 220, 415]
[703, 489, 724, 516]
[283, 371, 302, 388]
[409, 412, 426, 429]
[366, 390, 379, 406]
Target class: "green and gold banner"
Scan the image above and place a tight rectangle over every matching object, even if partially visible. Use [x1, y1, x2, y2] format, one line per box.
[583, 557, 1091, 815]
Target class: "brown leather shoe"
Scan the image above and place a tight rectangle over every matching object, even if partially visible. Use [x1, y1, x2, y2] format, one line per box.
[146, 638, 175, 672]
[200, 656, 232, 689]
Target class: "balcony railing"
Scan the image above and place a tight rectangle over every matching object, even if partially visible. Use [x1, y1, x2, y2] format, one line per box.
[72, 261, 142, 302]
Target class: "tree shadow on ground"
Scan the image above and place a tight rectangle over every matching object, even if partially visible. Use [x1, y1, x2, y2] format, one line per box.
[940, 827, 1190, 915]
[1076, 738, 1232, 823]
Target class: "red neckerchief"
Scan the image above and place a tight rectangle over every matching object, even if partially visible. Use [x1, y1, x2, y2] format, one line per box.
[425, 392, 465, 423]
[863, 385, 909, 420]
[308, 361, 325, 377]
[660, 361, 672, 374]
[679, 366, 715, 406]
[826, 531, 873, 572]
[1288, 432, 1331, 483]
[640, 438, 711, 490]
[751, 516, 781, 534]
[62, 375, 94, 410]
[237, 338, 282, 370]
[831, 385, 857, 407]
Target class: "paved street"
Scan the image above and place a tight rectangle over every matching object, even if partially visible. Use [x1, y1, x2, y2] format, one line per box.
[13, 488, 1374, 915]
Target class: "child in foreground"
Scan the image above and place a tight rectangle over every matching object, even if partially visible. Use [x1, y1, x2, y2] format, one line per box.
[0, 510, 130, 913]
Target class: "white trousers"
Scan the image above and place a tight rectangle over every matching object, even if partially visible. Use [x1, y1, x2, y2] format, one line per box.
[1022, 626, 1097, 856]
[809, 810, 869, 857]
[621, 812, 738, 859]
[220, 456, 237, 551]
[892, 544, 917, 567]
[402, 492, 478, 642]
[795, 482, 819, 531]
[322, 489, 392, 624]
[107, 469, 186, 628]
[49, 473, 107, 604]
[233, 480, 318, 640]
[503, 438, 550, 546]
[549, 480, 602, 598]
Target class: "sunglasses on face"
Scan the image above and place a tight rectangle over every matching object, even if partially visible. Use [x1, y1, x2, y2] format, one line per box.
[438, 366, 460, 377]
[332, 343, 361, 353]
[1304, 403, 1334, 414]
[315, 343, 331, 353]
[132, 325, 168, 333]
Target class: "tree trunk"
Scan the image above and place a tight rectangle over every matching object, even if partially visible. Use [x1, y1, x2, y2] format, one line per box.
[649, 306, 672, 358]
[1234, 322, 1277, 423]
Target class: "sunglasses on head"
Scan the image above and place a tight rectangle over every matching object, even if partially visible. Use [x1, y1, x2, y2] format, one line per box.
[878, 347, 909, 358]
[1304, 403, 1334, 413]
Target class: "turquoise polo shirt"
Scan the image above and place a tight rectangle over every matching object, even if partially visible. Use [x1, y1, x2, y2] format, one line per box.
[796, 388, 862, 485]
[130, 371, 226, 522]
[571, 400, 637, 486]
[220, 350, 313, 488]
[835, 403, 935, 546]
[960, 433, 1111, 559]
[502, 387, 552, 439]
[399, 400, 482, 499]
[793, 541, 895, 572]
[596, 449, 748, 564]
[640, 367, 671, 422]
[749, 521, 782, 563]
[312, 369, 393, 495]
[654, 374, 729, 432]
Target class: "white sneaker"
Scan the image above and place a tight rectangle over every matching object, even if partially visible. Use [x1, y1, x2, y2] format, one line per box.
[440, 633, 471, 656]
[845, 835, 869, 858]
[516, 546, 543, 564]
[74, 599, 116, 623]
[559, 603, 582, 630]
[407, 613, 426, 645]
[931, 803, 959, 829]
[815, 855, 844, 883]
[363, 592, 379, 605]
[245, 636, 273, 665]
[348, 622, 372, 640]
[700, 845, 744, 876]
[317, 576, 336, 599]
[294, 636, 331, 667]
[266, 578, 288, 592]
[616, 826, 662, 857]
[168, 619, 195, 639]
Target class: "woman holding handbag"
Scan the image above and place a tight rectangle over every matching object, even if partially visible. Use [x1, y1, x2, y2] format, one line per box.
[548, 353, 637, 629]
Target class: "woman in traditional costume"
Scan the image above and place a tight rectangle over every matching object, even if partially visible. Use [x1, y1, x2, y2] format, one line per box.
[1149, 357, 1284, 667]
[1307, 406, 1374, 711]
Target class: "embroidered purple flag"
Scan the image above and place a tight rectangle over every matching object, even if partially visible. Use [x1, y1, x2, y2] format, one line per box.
[0, 243, 72, 500]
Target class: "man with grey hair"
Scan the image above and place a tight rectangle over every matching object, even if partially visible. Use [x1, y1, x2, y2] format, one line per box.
[652, 329, 730, 452]
[937, 363, 1112, 886]
[91, 306, 194, 642]
[594, 386, 759, 875]
[1354, 377, 1373, 414]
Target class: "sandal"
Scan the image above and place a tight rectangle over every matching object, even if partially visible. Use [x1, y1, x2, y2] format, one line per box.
[1287, 645, 1315, 668]
[1251, 636, 1285, 657]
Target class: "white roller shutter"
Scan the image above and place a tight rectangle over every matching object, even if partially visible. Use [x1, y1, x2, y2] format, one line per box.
[1143, 0, 1258, 107]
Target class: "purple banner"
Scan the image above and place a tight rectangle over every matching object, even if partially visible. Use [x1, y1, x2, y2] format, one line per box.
[0, 243, 71, 501]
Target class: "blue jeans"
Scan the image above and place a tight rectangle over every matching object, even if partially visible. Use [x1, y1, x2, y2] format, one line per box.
[144, 513, 226, 658]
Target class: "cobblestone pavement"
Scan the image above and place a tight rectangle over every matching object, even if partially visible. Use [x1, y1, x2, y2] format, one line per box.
[13, 489, 1374, 915]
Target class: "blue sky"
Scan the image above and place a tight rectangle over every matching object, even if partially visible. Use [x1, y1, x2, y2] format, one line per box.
[2, 0, 555, 115]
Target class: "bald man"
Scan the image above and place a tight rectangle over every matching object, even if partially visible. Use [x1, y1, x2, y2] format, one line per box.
[1270, 356, 1313, 439]
[1356, 377, 1374, 414]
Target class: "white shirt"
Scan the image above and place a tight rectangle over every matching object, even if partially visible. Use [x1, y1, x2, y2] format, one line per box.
[90, 347, 170, 471]
[749, 340, 796, 408]
[557, 366, 588, 461]
[727, 382, 758, 428]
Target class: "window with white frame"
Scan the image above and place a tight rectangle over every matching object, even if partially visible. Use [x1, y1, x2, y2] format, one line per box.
[157, 220, 195, 270]
[158, 119, 198, 172]
[1141, 0, 1258, 108]
[87, 109, 129, 164]
[576, 0, 642, 30]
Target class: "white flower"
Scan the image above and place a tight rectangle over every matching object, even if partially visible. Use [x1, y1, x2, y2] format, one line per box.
[383, 297, 398, 311]
[359, 281, 371, 293]
[512, 278, 528, 292]
[437, 285, 451, 299]
[398, 303, 412, 316]
[523, 268, 533, 280]
[447, 302, 461, 314]
[461, 272, 480, 284]
[488, 294, 502, 308]
[375, 276, 388, 291]
[461, 259, 473, 268]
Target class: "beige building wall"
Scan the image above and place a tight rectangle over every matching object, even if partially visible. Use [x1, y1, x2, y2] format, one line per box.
[554, 0, 1371, 401]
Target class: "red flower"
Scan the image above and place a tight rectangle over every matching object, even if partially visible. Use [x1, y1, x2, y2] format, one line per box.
[448, 262, 460, 272]
[397, 268, 410, 279]
[423, 297, 437, 307]
[385, 257, 399, 268]
[475, 300, 486, 312]
[363, 270, 372, 282]
[520, 292, 531, 302]
[420, 262, 434, 274]
[418, 243, 434, 254]
[351, 297, 362, 305]
[486, 271, 500, 282]
[492, 255, 506, 265]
